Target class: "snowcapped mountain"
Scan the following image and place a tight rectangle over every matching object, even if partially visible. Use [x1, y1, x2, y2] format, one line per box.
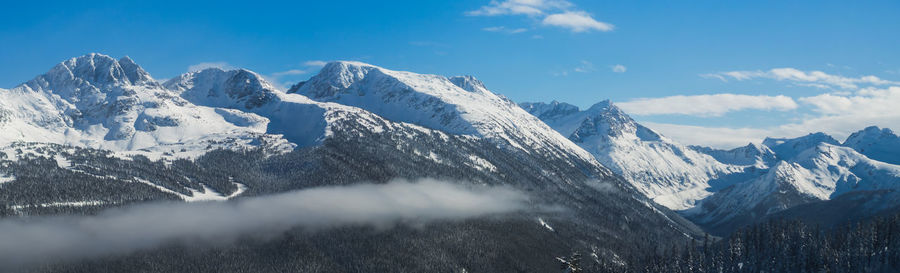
[1, 55, 706, 271]
[521, 99, 900, 234]
[762, 132, 840, 160]
[843, 126, 900, 165]
[520, 100, 745, 210]
[290, 61, 605, 171]
[163, 67, 401, 148]
[0, 53, 286, 159]
[687, 142, 900, 234]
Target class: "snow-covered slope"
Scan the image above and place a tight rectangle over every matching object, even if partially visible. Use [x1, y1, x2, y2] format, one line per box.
[164, 67, 387, 148]
[691, 143, 777, 168]
[290, 61, 604, 171]
[0, 55, 708, 268]
[843, 126, 900, 165]
[520, 100, 745, 210]
[688, 142, 900, 233]
[762, 132, 840, 160]
[0, 53, 283, 159]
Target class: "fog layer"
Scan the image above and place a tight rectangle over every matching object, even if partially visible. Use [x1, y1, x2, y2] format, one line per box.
[0, 179, 527, 269]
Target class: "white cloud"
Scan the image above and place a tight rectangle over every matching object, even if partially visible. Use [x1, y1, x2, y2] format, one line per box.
[304, 60, 328, 67]
[271, 69, 306, 77]
[644, 68, 900, 148]
[785, 86, 900, 140]
[703, 68, 899, 89]
[466, 0, 572, 16]
[482, 26, 528, 34]
[617, 94, 798, 117]
[637, 86, 900, 148]
[801, 86, 900, 115]
[552, 61, 595, 76]
[640, 122, 773, 149]
[611, 64, 627, 73]
[467, 1, 611, 33]
[551, 70, 569, 77]
[542, 11, 614, 32]
[574, 60, 594, 73]
[187, 62, 234, 72]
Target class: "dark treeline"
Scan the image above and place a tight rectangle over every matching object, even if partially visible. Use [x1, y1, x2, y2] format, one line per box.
[626, 213, 900, 273]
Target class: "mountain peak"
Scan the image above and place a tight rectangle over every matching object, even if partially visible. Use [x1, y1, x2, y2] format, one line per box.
[448, 75, 487, 93]
[519, 100, 580, 120]
[846, 126, 896, 142]
[843, 126, 900, 165]
[165, 67, 279, 109]
[586, 99, 614, 110]
[522, 99, 659, 141]
[691, 142, 777, 167]
[763, 132, 840, 160]
[577, 100, 641, 136]
[567, 100, 664, 143]
[287, 61, 601, 165]
[584, 100, 629, 119]
[24, 53, 155, 94]
[116, 56, 154, 85]
[296, 61, 381, 99]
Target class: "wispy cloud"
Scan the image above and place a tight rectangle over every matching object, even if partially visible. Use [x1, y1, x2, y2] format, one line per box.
[800, 86, 900, 115]
[611, 64, 627, 73]
[552, 60, 597, 76]
[702, 68, 898, 89]
[640, 122, 775, 149]
[0, 179, 527, 270]
[542, 11, 614, 32]
[304, 60, 328, 67]
[187, 62, 235, 72]
[466, 0, 572, 16]
[482, 26, 529, 34]
[467, 0, 612, 33]
[638, 68, 900, 148]
[638, 86, 900, 148]
[271, 69, 307, 77]
[574, 60, 594, 73]
[618, 94, 798, 117]
[266, 60, 333, 89]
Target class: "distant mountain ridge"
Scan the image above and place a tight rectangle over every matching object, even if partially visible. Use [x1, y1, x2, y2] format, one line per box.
[520, 100, 745, 210]
[522, 99, 900, 234]
[844, 126, 900, 165]
[687, 141, 900, 234]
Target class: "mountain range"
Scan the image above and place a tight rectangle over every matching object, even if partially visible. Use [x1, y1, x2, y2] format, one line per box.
[1, 53, 898, 271]
[0, 54, 698, 272]
[521, 100, 900, 235]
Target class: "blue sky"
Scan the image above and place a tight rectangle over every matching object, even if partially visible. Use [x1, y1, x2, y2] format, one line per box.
[2, 0, 899, 148]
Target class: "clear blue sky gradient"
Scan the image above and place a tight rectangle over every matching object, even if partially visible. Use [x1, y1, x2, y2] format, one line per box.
[2, 0, 898, 145]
